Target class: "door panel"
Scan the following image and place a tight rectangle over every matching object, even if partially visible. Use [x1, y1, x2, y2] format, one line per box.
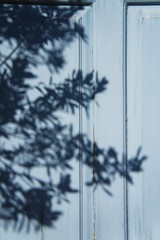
[0, 4, 94, 240]
[1, 1, 158, 240]
[95, 1, 125, 240]
[128, 5, 160, 240]
[0, 1, 128, 239]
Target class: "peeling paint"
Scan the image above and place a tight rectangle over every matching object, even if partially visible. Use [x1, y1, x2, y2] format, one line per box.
[144, 231, 152, 240]
[142, 15, 160, 20]
[93, 233, 96, 240]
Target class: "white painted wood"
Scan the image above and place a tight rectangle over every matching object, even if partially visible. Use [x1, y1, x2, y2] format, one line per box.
[0, 4, 94, 240]
[0, 0, 129, 239]
[3, 1, 160, 240]
[81, 7, 94, 240]
[94, 1, 126, 239]
[127, 5, 160, 240]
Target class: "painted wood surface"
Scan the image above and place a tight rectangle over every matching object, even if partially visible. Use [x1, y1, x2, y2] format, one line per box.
[95, 1, 125, 240]
[1, 1, 160, 240]
[0, 4, 94, 240]
[127, 5, 160, 240]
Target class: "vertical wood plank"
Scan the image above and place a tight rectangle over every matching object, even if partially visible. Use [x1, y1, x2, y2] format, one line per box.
[94, 0, 125, 239]
[128, 5, 160, 240]
[81, 6, 94, 240]
[0, 4, 92, 240]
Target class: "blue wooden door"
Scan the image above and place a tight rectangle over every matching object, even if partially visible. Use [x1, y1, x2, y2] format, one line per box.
[1, 1, 160, 240]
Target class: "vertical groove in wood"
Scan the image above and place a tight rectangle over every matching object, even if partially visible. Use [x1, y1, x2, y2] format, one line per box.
[79, 17, 83, 240]
[123, 2, 129, 240]
[92, 125, 96, 240]
[92, 5, 96, 240]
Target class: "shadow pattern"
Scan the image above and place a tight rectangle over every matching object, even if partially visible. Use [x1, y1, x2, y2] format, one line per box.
[0, 4, 147, 232]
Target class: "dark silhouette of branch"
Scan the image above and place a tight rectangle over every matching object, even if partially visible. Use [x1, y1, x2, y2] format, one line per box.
[0, 41, 22, 68]
[0, 3, 147, 232]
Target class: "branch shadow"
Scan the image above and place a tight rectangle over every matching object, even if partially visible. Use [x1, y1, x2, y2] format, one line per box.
[0, 4, 147, 233]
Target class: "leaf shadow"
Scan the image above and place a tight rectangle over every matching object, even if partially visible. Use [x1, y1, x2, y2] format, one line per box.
[0, 4, 147, 233]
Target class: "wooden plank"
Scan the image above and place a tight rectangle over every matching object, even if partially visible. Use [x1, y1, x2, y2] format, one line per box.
[81, 7, 94, 240]
[0, 3, 93, 240]
[127, 5, 160, 240]
[94, 0, 126, 239]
